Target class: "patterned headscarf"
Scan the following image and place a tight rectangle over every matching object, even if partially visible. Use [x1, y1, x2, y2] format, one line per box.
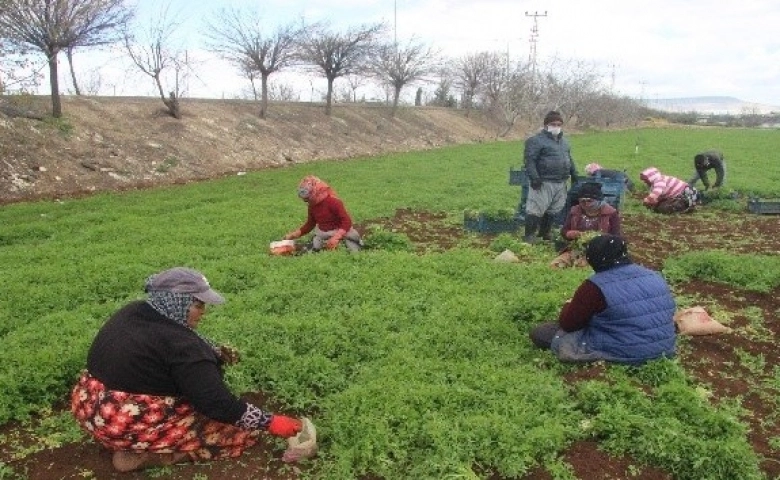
[145, 278, 218, 350]
[585, 163, 603, 175]
[297, 175, 336, 205]
[585, 234, 632, 272]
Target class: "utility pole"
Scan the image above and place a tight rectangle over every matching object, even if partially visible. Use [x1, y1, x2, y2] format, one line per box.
[525, 11, 547, 78]
[394, 0, 398, 50]
[609, 63, 617, 92]
[639, 80, 647, 107]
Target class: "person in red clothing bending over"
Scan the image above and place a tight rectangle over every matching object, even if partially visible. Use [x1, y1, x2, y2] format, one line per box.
[639, 167, 699, 214]
[284, 175, 363, 252]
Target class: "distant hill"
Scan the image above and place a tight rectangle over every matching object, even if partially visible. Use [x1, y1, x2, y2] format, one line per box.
[646, 96, 780, 115]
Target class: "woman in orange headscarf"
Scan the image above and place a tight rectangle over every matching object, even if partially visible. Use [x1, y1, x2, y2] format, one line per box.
[284, 176, 363, 252]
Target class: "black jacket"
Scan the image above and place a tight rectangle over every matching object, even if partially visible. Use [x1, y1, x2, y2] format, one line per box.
[693, 150, 725, 188]
[87, 301, 246, 424]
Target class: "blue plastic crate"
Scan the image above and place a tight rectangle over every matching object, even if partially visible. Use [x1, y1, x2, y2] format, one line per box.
[510, 168, 625, 226]
[568, 180, 624, 205]
[747, 198, 780, 214]
[464, 213, 521, 234]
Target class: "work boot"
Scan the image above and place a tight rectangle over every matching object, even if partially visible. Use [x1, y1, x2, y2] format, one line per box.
[538, 213, 555, 242]
[523, 214, 541, 244]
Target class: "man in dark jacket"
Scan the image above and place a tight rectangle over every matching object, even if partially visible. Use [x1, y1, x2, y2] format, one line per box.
[689, 150, 725, 190]
[523, 110, 579, 244]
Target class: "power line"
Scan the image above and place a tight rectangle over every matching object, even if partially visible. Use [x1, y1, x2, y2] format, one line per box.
[524, 10, 547, 77]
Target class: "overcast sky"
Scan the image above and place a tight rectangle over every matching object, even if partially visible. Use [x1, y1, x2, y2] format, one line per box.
[55, 0, 780, 107]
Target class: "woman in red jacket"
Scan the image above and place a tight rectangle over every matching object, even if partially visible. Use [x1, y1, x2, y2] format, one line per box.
[285, 175, 363, 252]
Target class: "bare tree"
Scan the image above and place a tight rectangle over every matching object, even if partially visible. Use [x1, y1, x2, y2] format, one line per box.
[429, 76, 457, 108]
[481, 51, 511, 108]
[298, 22, 385, 115]
[204, 7, 301, 118]
[237, 58, 260, 100]
[577, 93, 641, 128]
[0, 39, 44, 94]
[369, 38, 438, 117]
[0, 0, 132, 117]
[123, 6, 186, 118]
[454, 51, 493, 117]
[344, 74, 367, 102]
[64, 45, 81, 95]
[77, 67, 102, 95]
[489, 60, 537, 136]
[268, 81, 297, 102]
[540, 58, 604, 124]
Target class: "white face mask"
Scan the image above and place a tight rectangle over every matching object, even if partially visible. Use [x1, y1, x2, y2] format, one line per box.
[547, 126, 562, 136]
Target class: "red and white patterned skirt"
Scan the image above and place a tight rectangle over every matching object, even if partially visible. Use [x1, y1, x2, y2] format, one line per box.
[70, 371, 258, 460]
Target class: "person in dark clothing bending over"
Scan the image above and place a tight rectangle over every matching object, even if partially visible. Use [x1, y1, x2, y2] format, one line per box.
[71, 267, 304, 472]
[689, 150, 725, 191]
[523, 110, 579, 244]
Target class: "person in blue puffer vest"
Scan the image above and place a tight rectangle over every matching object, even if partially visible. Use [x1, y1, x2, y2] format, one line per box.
[529, 234, 676, 365]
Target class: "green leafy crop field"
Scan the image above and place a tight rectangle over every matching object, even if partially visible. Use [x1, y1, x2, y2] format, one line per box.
[0, 126, 777, 479]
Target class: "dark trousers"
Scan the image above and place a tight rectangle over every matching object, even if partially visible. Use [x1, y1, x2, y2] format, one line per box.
[529, 321, 559, 349]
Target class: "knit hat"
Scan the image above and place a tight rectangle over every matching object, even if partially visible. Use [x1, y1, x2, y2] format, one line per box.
[578, 182, 604, 201]
[543, 110, 563, 125]
[585, 234, 632, 272]
[584, 163, 602, 175]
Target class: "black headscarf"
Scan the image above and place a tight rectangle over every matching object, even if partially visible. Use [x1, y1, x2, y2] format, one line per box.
[585, 234, 632, 272]
[578, 182, 604, 200]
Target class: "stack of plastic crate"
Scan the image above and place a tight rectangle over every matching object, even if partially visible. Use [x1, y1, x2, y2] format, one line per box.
[509, 167, 626, 225]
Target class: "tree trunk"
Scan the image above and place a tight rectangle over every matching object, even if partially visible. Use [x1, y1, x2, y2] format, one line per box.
[48, 52, 62, 118]
[391, 85, 401, 118]
[250, 76, 258, 101]
[154, 74, 180, 119]
[166, 91, 181, 119]
[260, 73, 269, 119]
[154, 73, 166, 103]
[66, 48, 81, 96]
[325, 77, 334, 116]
